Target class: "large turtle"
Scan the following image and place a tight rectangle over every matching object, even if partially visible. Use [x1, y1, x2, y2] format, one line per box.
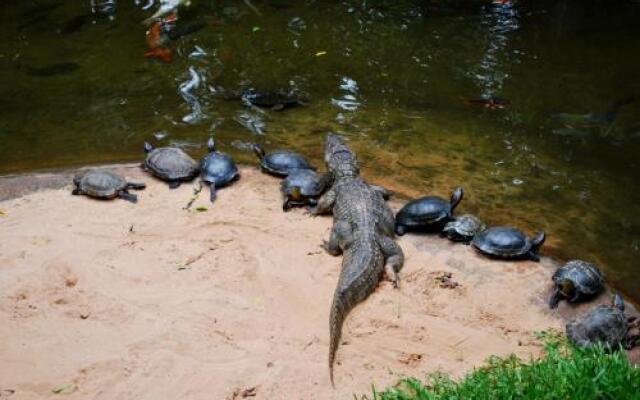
[442, 214, 486, 243]
[472, 226, 545, 261]
[395, 187, 463, 235]
[566, 294, 635, 349]
[143, 142, 199, 188]
[549, 260, 604, 309]
[280, 169, 331, 211]
[72, 169, 145, 203]
[200, 137, 239, 203]
[253, 144, 314, 177]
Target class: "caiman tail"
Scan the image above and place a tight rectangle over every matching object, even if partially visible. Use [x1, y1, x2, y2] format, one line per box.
[328, 237, 384, 386]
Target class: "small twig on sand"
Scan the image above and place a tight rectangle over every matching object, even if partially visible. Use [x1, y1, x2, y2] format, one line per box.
[183, 181, 203, 210]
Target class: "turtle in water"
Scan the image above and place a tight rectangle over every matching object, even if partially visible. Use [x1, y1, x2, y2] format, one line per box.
[72, 169, 145, 203]
[395, 187, 464, 235]
[566, 294, 635, 349]
[549, 260, 604, 309]
[442, 214, 486, 243]
[253, 144, 314, 177]
[472, 226, 545, 261]
[199, 137, 240, 203]
[241, 88, 308, 111]
[280, 169, 331, 211]
[142, 142, 199, 188]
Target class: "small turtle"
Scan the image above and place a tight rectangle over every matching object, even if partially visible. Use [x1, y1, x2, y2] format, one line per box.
[200, 137, 240, 203]
[72, 169, 145, 203]
[241, 88, 308, 111]
[566, 294, 633, 349]
[280, 169, 331, 211]
[472, 226, 545, 261]
[143, 142, 199, 188]
[549, 260, 604, 309]
[395, 187, 464, 235]
[442, 214, 486, 242]
[253, 144, 314, 177]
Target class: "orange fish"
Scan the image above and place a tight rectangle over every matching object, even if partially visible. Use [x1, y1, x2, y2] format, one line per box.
[144, 47, 172, 63]
[145, 21, 163, 48]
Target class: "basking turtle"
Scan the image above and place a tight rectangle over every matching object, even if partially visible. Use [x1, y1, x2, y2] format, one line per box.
[280, 169, 331, 211]
[472, 226, 545, 261]
[395, 187, 464, 235]
[200, 137, 240, 203]
[143, 142, 199, 188]
[442, 214, 486, 242]
[72, 169, 145, 203]
[549, 260, 604, 309]
[566, 294, 633, 349]
[253, 144, 314, 177]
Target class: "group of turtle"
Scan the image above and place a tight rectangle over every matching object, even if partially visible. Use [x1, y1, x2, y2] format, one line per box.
[71, 138, 639, 352]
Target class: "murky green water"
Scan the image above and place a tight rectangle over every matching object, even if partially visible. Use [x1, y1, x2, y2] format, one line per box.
[1, 0, 639, 302]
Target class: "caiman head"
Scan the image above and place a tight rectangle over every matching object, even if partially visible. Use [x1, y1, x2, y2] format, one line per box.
[325, 133, 360, 178]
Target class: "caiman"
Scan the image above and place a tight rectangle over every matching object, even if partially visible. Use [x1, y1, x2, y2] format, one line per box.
[311, 133, 404, 386]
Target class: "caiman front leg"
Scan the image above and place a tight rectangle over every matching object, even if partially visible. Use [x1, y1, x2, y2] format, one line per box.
[378, 235, 405, 288]
[309, 189, 336, 216]
[322, 220, 353, 256]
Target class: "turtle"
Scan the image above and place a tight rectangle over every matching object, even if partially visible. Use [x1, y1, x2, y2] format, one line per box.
[472, 226, 545, 261]
[442, 214, 486, 243]
[72, 169, 145, 203]
[199, 137, 240, 203]
[394, 187, 464, 235]
[280, 169, 332, 211]
[549, 260, 604, 309]
[253, 144, 314, 177]
[241, 88, 308, 111]
[566, 293, 634, 349]
[142, 142, 199, 188]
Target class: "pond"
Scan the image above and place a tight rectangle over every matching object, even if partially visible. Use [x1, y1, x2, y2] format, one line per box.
[1, 0, 639, 303]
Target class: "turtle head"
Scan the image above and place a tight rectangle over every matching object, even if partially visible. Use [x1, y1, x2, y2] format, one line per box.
[252, 144, 265, 160]
[72, 174, 83, 187]
[144, 141, 154, 154]
[207, 136, 216, 153]
[450, 186, 464, 210]
[558, 279, 575, 298]
[290, 186, 302, 201]
[531, 230, 546, 250]
[612, 293, 625, 312]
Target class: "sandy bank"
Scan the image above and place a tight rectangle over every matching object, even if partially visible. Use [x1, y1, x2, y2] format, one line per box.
[0, 164, 636, 399]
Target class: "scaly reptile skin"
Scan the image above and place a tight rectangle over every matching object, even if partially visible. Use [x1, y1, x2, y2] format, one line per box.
[313, 133, 404, 386]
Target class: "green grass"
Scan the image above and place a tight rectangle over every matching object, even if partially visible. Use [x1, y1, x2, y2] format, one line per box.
[361, 331, 640, 400]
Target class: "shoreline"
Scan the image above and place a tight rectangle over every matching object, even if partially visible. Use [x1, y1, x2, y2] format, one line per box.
[0, 164, 637, 399]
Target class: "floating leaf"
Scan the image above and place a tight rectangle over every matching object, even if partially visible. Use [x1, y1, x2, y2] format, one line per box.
[52, 383, 77, 395]
[252, 26, 261, 33]
[315, 51, 327, 57]
[195, 206, 208, 212]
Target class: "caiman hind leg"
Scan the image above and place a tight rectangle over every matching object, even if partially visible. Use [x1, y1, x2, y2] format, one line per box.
[322, 220, 353, 256]
[378, 235, 404, 288]
[309, 188, 336, 216]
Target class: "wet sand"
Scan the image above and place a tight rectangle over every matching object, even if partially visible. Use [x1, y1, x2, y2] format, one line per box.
[0, 164, 636, 400]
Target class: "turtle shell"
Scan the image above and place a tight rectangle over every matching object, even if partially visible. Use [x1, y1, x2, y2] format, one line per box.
[145, 147, 199, 181]
[395, 196, 452, 229]
[201, 152, 239, 187]
[260, 150, 314, 177]
[443, 214, 486, 242]
[566, 303, 627, 348]
[553, 260, 604, 299]
[281, 169, 327, 197]
[472, 226, 532, 258]
[76, 170, 127, 199]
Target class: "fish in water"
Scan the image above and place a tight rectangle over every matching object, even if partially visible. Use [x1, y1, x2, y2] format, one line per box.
[551, 96, 635, 128]
[463, 95, 510, 110]
[26, 62, 79, 77]
[59, 15, 88, 35]
[144, 47, 172, 62]
[146, 21, 167, 48]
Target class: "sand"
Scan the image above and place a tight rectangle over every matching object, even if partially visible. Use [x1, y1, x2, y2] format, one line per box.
[0, 164, 636, 400]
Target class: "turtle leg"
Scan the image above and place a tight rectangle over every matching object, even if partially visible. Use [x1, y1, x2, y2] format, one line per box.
[378, 235, 405, 288]
[118, 190, 138, 203]
[168, 180, 181, 189]
[72, 188, 82, 196]
[209, 182, 217, 204]
[395, 223, 407, 236]
[282, 197, 292, 212]
[529, 250, 540, 262]
[322, 220, 352, 256]
[548, 289, 563, 309]
[127, 181, 146, 190]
